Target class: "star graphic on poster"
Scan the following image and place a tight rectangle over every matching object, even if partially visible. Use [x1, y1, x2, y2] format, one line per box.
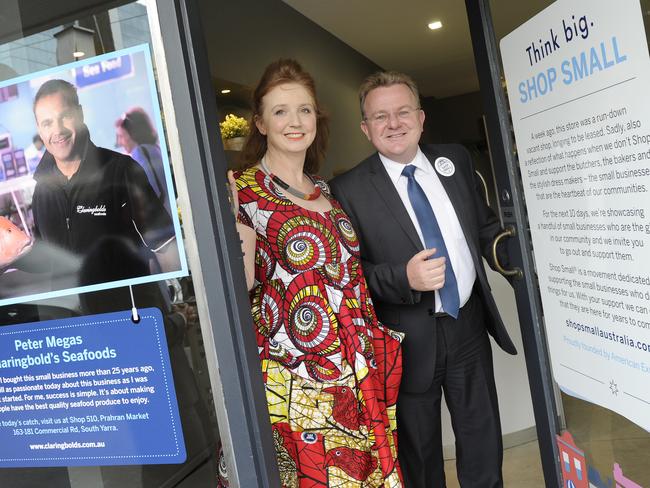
[609, 380, 618, 396]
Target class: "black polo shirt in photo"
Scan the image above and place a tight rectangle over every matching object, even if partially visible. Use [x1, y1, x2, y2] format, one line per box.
[29, 133, 175, 285]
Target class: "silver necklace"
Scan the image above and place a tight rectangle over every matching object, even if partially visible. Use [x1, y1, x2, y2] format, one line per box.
[259, 156, 321, 201]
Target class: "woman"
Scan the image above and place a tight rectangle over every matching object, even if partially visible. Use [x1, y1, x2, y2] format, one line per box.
[227, 59, 403, 487]
[115, 107, 171, 214]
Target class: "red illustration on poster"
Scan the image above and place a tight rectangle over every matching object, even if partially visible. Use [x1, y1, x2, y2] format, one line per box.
[556, 431, 588, 488]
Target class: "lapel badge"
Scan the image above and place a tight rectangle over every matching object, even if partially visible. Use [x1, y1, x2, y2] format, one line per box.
[434, 157, 455, 177]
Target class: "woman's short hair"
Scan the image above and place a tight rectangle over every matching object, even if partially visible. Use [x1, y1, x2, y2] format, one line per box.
[115, 107, 158, 146]
[240, 59, 328, 174]
[358, 71, 421, 119]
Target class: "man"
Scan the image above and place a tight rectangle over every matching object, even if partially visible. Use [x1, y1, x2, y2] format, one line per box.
[28, 79, 178, 283]
[329, 71, 517, 488]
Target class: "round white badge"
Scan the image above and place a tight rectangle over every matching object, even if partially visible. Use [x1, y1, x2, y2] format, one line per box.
[434, 157, 455, 177]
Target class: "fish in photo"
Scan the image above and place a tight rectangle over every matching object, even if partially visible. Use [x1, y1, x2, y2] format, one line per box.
[0, 217, 33, 268]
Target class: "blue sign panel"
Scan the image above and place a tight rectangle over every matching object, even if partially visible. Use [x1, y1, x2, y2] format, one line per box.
[75, 54, 133, 88]
[0, 308, 186, 467]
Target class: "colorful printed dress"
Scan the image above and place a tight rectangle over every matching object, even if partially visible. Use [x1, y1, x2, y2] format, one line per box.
[229, 167, 403, 487]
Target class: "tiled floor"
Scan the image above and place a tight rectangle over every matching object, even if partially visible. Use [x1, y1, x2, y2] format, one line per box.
[443, 440, 544, 487]
[443, 392, 650, 487]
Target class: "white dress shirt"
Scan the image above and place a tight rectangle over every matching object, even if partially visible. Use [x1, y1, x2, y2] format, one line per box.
[380, 149, 476, 312]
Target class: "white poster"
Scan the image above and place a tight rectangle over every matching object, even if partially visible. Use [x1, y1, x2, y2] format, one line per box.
[501, 0, 650, 430]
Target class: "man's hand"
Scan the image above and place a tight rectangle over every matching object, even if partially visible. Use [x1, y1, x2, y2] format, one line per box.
[406, 248, 446, 291]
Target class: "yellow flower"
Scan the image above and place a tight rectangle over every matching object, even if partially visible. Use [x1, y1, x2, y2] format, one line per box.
[220, 114, 250, 139]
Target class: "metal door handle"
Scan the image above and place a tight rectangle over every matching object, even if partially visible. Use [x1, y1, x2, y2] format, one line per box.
[492, 225, 523, 279]
[475, 169, 490, 206]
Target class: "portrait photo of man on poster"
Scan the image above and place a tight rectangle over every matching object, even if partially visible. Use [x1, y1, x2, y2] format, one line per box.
[0, 45, 187, 306]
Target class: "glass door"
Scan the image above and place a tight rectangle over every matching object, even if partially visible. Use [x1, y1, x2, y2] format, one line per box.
[468, 0, 650, 486]
[0, 1, 277, 486]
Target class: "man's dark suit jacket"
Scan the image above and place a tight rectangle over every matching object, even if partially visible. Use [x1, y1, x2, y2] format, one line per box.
[330, 144, 517, 393]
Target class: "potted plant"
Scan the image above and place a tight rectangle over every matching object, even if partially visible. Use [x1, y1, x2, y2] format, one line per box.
[220, 113, 249, 151]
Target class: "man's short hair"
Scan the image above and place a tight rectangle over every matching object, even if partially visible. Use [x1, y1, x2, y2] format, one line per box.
[33, 79, 80, 112]
[359, 71, 421, 119]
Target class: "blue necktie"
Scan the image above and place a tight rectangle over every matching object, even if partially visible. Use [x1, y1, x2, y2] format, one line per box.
[402, 164, 460, 318]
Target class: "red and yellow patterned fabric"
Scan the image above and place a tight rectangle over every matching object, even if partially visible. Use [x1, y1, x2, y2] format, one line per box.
[231, 167, 403, 487]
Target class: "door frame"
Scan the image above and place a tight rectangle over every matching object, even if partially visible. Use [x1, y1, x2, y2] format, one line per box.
[465, 0, 563, 486]
[153, 0, 280, 486]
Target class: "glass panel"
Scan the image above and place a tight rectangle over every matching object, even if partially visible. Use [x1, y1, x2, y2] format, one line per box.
[491, 0, 650, 485]
[0, 1, 220, 486]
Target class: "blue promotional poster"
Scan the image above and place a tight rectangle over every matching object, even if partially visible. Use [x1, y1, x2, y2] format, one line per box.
[0, 308, 186, 467]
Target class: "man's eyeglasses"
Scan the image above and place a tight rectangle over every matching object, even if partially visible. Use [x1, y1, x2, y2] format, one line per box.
[364, 107, 421, 126]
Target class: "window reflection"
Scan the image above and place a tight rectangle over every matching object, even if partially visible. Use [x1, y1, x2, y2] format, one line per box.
[0, 2, 220, 486]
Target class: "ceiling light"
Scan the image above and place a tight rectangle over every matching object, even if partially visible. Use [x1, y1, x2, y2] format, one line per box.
[73, 51, 85, 58]
[428, 21, 443, 30]
[221, 89, 231, 94]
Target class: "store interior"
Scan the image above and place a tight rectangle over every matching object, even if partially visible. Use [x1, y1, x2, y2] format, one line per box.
[1, 0, 650, 485]
[200, 0, 650, 485]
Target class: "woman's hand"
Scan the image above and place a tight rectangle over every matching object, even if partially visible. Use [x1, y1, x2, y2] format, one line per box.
[228, 170, 256, 290]
[227, 170, 239, 217]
